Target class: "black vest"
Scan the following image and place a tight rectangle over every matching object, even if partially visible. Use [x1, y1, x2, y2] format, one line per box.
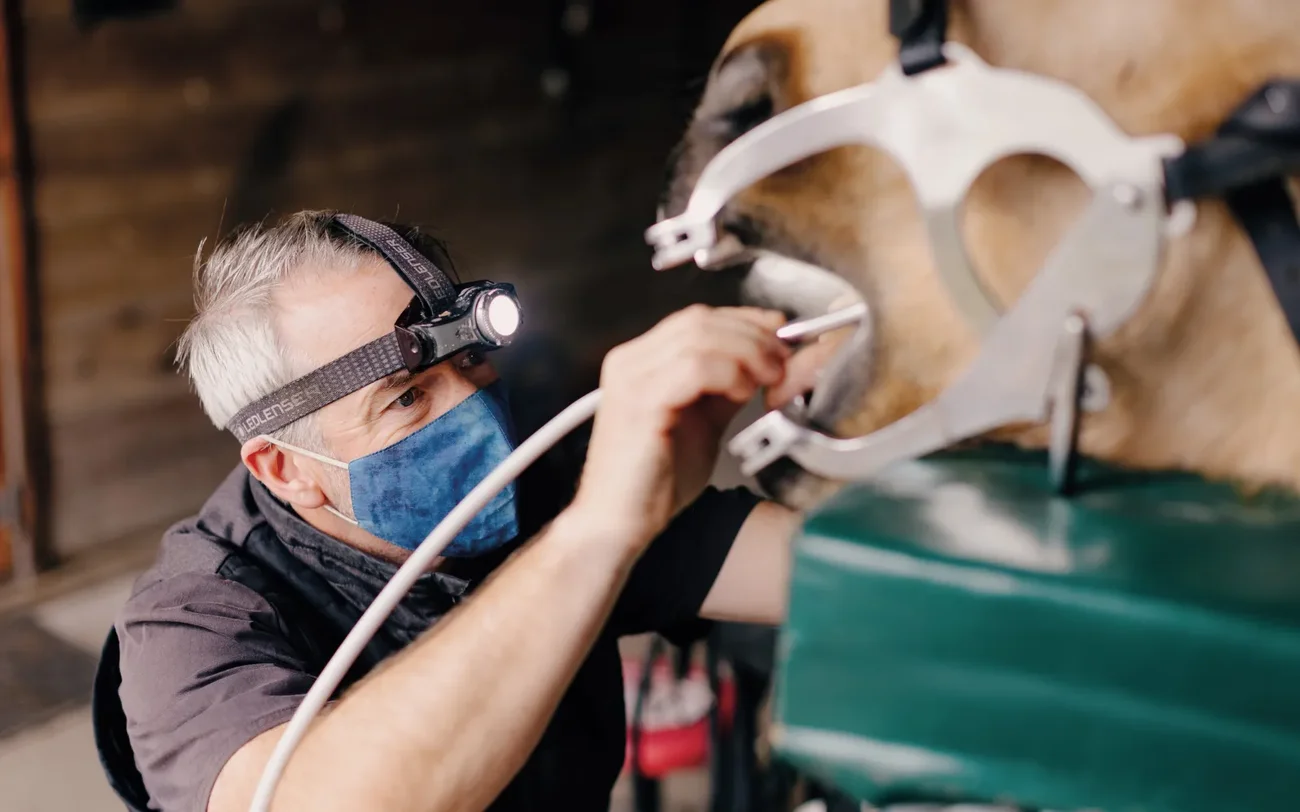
[92, 402, 590, 812]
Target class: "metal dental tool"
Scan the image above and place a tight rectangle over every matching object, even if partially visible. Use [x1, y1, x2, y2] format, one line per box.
[776, 302, 869, 344]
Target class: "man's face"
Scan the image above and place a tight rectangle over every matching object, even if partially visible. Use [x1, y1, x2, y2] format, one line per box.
[273, 257, 499, 515]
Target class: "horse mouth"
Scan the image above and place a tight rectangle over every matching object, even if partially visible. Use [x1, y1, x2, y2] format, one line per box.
[654, 193, 876, 426]
[735, 250, 873, 429]
[651, 208, 877, 506]
[727, 249, 877, 508]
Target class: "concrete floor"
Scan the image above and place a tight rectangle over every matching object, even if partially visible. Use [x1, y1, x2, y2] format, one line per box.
[0, 571, 138, 812]
[0, 569, 711, 812]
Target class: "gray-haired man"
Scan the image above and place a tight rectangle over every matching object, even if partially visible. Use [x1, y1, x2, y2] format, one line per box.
[93, 210, 801, 812]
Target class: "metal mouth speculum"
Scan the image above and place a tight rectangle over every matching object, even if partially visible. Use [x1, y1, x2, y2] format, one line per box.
[646, 44, 1186, 492]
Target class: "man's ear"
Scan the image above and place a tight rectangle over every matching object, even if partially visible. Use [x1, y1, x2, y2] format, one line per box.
[241, 437, 330, 510]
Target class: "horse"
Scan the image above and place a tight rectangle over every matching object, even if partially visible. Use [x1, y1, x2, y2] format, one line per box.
[662, 0, 1300, 508]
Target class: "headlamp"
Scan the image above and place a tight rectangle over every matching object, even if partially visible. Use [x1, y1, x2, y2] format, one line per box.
[400, 282, 522, 369]
[481, 289, 522, 341]
[226, 215, 524, 444]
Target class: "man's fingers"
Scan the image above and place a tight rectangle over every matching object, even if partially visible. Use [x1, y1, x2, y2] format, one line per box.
[660, 325, 785, 387]
[709, 306, 788, 332]
[659, 307, 788, 376]
[656, 351, 764, 407]
[706, 315, 791, 364]
[671, 306, 789, 358]
[600, 305, 793, 409]
[657, 305, 786, 347]
[763, 329, 852, 409]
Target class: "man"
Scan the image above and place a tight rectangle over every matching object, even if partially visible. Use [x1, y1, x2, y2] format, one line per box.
[96, 210, 802, 812]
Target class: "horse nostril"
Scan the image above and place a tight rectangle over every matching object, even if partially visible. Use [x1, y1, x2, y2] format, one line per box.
[724, 93, 774, 138]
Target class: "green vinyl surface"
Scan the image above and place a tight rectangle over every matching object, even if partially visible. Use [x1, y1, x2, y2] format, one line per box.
[773, 446, 1300, 811]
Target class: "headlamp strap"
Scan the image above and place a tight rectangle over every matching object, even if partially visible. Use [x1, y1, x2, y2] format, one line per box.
[332, 214, 457, 317]
[889, 0, 948, 76]
[224, 215, 461, 443]
[226, 328, 424, 444]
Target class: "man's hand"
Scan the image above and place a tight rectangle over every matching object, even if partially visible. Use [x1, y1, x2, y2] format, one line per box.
[573, 305, 789, 550]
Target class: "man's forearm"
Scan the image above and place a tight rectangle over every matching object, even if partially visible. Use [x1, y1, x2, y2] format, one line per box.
[273, 508, 641, 811]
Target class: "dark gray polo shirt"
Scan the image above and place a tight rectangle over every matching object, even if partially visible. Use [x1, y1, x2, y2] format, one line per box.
[113, 464, 760, 812]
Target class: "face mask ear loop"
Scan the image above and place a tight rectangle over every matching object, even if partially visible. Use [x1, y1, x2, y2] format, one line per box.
[323, 505, 360, 527]
[259, 434, 349, 469]
[259, 435, 358, 524]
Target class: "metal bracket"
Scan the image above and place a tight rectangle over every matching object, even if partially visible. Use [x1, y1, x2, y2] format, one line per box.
[1047, 314, 1089, 495]
[648, 43, 1184, 338]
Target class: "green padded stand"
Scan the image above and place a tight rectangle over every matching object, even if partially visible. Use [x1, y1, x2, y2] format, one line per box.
[772, 446, 1300, 812]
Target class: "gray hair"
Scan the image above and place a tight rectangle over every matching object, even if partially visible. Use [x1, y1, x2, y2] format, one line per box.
[176, 210, 455, 452]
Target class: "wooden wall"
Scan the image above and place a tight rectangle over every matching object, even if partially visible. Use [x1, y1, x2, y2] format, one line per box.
[15, 0, 757, 560]
[1, 1, 36, 580]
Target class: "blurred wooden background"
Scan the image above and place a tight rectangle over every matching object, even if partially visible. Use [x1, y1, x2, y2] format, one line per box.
[0, 0, 759, 581]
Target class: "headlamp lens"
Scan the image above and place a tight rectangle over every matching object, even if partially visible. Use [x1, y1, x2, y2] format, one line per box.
[485, 292, 521, 338]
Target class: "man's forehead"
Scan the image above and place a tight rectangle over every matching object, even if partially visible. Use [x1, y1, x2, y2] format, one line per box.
[273, 257, 410, 370]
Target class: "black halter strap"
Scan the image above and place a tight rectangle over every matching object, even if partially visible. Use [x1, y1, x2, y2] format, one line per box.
[224, 215, 459, 443]
[1164, 81, 1300, 345]
[889, 0, 948, 76]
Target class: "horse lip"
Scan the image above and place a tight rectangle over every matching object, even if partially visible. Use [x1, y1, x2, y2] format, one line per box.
[741, 250, 858, 317]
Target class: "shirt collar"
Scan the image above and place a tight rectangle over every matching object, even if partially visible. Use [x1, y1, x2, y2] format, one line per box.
[247, 475, 474, 616]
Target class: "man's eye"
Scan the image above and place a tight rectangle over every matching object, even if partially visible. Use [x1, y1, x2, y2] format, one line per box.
[394, 388, 421, 408]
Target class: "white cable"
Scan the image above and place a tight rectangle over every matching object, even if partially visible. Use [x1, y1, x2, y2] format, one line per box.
[249, 389, 603, 812]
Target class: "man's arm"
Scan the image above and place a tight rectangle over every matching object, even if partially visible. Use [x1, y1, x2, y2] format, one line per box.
[208, 305, 791, 812]
[699, 500, 800, 625]
[212, 509, 640, 812]
[610, 487, 797, 636]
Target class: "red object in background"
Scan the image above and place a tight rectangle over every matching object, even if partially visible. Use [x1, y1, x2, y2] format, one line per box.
[621, 657, 736, 778]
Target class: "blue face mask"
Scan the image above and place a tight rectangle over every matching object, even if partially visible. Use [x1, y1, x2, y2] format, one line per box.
[272, 381, 520, 557]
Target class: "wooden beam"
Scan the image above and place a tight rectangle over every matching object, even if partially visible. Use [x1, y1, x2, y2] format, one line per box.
[0, 0, 41, 583]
